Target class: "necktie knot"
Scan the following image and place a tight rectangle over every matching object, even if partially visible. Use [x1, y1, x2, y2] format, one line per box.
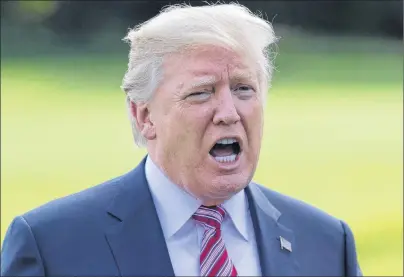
[192, 205, 226, 229]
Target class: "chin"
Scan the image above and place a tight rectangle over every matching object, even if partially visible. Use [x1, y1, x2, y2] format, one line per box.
[210, 172, 251, 194]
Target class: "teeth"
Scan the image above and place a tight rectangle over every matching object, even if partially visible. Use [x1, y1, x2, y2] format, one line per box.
[214, 154, 237, 163]
[216, 138, 237, 145]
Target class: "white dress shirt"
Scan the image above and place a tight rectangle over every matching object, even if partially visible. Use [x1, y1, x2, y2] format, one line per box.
[145, 156, 262, 276]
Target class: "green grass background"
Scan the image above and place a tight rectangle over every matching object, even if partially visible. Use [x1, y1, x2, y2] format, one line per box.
[1, 34, 402, 275]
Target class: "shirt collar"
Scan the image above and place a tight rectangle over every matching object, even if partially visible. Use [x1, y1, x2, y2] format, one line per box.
[145, 156, 249, 241]
[222, 188, 249, 241]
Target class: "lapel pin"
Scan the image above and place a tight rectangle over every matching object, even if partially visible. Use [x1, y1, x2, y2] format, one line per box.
[279, 236, 292, 252]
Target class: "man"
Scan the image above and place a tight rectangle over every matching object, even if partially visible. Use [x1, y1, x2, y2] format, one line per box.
[1, 3, 362, 277]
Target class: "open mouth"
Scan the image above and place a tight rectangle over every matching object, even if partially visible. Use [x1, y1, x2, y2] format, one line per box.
[209, 138, 241, 163]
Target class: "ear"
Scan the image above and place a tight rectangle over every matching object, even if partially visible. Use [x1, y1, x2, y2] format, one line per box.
[129, 99, 156, 140]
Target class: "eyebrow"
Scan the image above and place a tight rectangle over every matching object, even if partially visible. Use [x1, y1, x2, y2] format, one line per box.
[230, 71, 257, 83]
[186, 70, 257, 90]
[189, 75, 217, 89]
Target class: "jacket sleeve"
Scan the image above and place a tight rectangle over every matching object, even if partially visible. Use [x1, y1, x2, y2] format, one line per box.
[340, 220, 363, 276]
[1, 216, 45, 276]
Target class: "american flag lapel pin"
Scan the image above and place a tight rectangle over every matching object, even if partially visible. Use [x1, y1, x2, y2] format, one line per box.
[279, 236, 292, 252]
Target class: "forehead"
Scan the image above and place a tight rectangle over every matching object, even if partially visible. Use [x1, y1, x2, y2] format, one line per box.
[164, 45, 257, 79]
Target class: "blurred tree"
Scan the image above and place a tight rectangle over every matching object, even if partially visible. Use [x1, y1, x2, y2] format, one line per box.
[30, 0, 401, 39]
[1, 0, 402, 51]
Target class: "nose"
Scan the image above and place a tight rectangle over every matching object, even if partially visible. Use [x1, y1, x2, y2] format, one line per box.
[212, 90, 241, 125]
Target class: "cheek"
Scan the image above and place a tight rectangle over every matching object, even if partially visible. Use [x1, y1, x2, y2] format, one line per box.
[183, 104, 213, 127]
[253, 109, 264, 142]
[242, 102, 263, 146]
[169, 107, 211, 148]
[242, 97, 263, 120]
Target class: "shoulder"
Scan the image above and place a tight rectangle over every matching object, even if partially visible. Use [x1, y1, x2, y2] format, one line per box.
[20, 171, 130, 229]
[251, 182, 344, 234]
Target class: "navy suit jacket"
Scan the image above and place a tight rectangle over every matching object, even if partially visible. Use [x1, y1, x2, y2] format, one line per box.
[1, 157, 362, 276]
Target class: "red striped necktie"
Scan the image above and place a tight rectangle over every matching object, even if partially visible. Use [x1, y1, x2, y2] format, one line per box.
[192, 205, 238, 277]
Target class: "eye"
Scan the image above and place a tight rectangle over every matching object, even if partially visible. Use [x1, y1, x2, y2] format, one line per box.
[237, 85, 254, 92]
[186, 91, 212, 101]
[233, 84, 255, 99]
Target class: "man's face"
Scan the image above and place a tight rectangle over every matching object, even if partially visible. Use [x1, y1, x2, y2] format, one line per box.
[146, 45, 264, 205]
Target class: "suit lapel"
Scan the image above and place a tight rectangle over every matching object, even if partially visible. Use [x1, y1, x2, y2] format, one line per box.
[104, 157, 175, 276]
[246, 183, 299, 276]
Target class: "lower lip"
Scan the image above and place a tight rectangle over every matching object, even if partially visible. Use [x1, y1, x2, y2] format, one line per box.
[208, 152, 242, 170]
